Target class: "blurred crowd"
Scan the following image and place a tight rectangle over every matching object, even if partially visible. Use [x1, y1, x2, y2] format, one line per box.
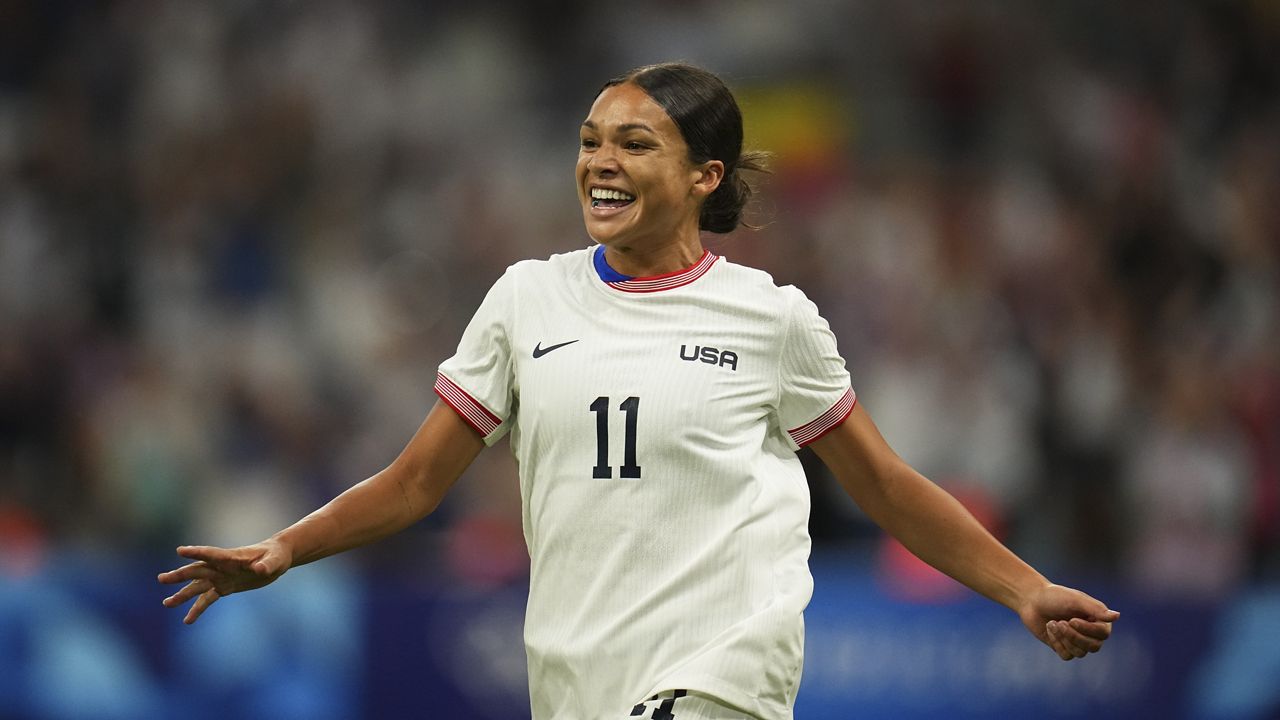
[1, 0, 1277, 602]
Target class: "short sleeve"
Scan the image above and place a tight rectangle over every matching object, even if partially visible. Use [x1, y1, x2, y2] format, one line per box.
[435, 268, 516, 445]
[775, 288, 855, 450]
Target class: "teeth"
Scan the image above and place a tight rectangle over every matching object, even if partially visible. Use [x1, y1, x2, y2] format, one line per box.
[590, 188, 635, 201]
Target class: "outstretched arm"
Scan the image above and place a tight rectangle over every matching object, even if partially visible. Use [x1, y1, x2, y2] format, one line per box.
[808, 402, 1119, 660]
[158, 400, 485, 623]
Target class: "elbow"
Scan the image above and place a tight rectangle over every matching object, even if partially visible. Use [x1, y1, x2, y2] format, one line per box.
[398, 455, 462, 521]
[387, 459, 437, 522]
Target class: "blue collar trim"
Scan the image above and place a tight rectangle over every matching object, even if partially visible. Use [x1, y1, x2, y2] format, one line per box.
[592, 245, 635, 282]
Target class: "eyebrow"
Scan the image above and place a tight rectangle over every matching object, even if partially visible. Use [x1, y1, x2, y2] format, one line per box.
[580, 120, 657, 134]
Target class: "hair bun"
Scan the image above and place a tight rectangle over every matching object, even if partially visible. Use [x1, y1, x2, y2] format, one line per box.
[701, 150, 771, 233]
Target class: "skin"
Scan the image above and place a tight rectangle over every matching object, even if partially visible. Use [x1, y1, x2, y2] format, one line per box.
[160, 79, 1117, 660]
[577, 82, 723, 277]
[808, 405, 1118, 660]
[159, 401, 483, 624]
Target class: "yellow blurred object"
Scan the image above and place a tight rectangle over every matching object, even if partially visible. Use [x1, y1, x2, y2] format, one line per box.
[736, 84, 855, 170]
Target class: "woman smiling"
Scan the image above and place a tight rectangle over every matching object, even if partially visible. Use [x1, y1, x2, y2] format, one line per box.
[160, 62, 1118, 720]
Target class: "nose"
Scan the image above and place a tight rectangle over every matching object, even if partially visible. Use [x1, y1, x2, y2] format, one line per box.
[587, 145, 620, 175]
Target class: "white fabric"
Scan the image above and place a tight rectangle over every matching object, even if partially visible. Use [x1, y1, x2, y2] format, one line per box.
[437, 246, 853, 720]
[627, 690, 759, 719]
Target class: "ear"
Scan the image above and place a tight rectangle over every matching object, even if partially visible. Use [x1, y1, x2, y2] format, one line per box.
[689, 159, 725, 200]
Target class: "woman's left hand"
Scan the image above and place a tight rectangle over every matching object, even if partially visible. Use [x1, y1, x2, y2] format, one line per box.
[1020, 583, 1120, 660]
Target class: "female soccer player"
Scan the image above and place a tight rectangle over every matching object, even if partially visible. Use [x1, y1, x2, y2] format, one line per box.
[159, 63, 1119, 720]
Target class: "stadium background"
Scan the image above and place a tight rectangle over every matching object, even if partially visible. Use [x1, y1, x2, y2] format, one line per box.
[1, 1, 1277, 718]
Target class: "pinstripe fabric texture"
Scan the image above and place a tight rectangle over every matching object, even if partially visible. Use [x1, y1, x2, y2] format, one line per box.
[436, 246, 852, 719]
[627, 689, 759, 719]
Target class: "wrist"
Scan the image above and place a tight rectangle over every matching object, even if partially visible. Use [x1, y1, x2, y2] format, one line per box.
[1005, 570, 1053, 616]
[267, 529, 303, 566]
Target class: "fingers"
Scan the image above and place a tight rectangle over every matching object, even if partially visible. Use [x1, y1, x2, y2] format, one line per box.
[173, 543, 282, 576]
[1046, 621, 1080, 660]
[176, 545, 234, 563]
[1070, 590, 1120, 624]
[162, 579, 223, 624]
[162, 579, 209, 608]
[1052, 594, 1117, 660]
[184, 588, 221, 624]
[159, 545, 251, 624]
[1043, 622, 1074, 660]
[1068, 617, 1113, 642]
[161, 542, 285, 624]
[1047, 619, 1109, 659]
[156, 561, 216, 585]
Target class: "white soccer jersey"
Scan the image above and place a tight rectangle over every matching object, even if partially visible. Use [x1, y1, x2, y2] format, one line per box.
[436, 245, 854, 720]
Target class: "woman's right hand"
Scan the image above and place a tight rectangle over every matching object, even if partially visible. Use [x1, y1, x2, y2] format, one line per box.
[157, 540, 293, 624]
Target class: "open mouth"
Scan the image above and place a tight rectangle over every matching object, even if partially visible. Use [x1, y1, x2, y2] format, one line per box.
[590, 187, 636, 210]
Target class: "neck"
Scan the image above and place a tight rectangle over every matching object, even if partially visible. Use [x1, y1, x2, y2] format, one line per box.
[600, 232, 704, 278]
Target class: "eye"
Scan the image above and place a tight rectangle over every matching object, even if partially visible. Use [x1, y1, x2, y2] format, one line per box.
[580, 138, 598, 150]
[624, 141, 648, 151]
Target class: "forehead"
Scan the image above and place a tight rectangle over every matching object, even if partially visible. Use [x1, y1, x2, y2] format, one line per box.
[583, 82, 680, 137]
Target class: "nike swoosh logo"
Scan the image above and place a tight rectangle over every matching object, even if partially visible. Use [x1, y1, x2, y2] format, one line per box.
[532, 339, 579, 358]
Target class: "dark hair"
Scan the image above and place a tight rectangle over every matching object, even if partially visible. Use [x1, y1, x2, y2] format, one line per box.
[601, 63, 771, 234]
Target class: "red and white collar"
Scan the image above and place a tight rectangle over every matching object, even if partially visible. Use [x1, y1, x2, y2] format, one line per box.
[594, 246, 720, 293]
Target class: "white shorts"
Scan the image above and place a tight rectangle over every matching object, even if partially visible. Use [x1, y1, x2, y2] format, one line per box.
[625, 690, 758, 720]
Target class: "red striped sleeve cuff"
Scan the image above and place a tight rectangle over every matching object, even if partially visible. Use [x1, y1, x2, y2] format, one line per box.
[787, 388, 857, 447]
[434, 373, 502, 437]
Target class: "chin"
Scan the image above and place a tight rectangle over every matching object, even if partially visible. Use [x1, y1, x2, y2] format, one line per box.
[586, 230, 620, 247]
[583, 218, 625, 246]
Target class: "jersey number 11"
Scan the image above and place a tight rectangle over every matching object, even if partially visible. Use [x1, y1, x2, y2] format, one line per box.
[590, 396, 641, 479]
